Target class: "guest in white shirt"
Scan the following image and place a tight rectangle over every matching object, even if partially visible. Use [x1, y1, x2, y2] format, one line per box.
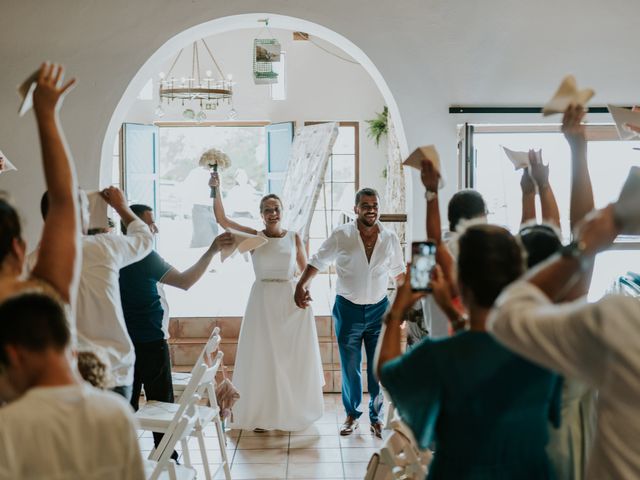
[0, 292, 145, 480]
[38, 186, 153, 400]
[489, 204, 640, 480]
[295, 188, 405, 437]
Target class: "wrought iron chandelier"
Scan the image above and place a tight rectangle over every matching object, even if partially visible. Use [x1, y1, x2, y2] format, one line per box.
[157, 39, 233, 120]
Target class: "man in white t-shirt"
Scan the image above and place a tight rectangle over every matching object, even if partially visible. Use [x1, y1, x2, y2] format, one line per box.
[38, 186, 153, 400]
[295, 188, 405, 438]
[0, 292, 145, 480]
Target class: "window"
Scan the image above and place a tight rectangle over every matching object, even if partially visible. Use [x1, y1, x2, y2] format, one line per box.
[305, 122, 359, 254]
[464, 123, 640, 300]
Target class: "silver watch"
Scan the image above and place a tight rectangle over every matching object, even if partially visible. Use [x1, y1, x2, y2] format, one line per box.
[425, 190, 438, 201]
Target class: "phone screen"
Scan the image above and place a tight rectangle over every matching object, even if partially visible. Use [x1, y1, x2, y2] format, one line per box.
[411, 241, 437, 292]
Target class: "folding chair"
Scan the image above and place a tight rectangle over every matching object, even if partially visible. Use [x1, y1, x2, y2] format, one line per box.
[144, 395, 200, 480]
[172, 327, 221, 400]
[136, 354, 232, 480]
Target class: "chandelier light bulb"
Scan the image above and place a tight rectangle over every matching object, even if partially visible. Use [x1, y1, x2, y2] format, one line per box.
[205, 70, 212, 78]
[183, 108, 195, 120]
[158, 72, 165, 79]
[228, 108, 238, 120]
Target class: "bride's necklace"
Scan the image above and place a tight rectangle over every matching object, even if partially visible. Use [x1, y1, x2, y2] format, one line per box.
[263, 229, 286, 238]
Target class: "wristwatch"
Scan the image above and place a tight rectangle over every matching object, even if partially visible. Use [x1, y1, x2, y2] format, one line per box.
[425, 190, 438, 202]
[560, 239, 590, 269]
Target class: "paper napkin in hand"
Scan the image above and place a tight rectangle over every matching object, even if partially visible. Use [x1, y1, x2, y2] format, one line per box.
[502, 146, 541, 170]
[86, 191, 109, 230]
[608, 105, 640, 140]
[542, 75, 594, 116]
[614, 166, 640, 234]
[220, 228, 268, 262]
[403, 145, 446, 189]
[17, 70, 39, 117]
[0, 150, 17, 174]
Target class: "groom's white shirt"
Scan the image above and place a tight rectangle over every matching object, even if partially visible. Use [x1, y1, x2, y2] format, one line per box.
[309, 221, 404, 305]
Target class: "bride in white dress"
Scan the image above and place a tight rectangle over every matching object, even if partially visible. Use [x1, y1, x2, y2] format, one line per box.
[210, 173, 324, 431]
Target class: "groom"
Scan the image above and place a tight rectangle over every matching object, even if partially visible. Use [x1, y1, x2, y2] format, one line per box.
[295, 188, 404, 437]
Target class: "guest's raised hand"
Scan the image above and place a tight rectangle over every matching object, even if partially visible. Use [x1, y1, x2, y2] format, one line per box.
[33, 63, 76, 116]
[211, 231, 234, 253]
[562, 104, 586, 145]
[520, 168, 535, 195]
[390, 264, 427, 316]
[429, 265, 453, 310]
[529, 150, 550, 189]
[100, 186, 127, 210]
[420, 159, 440, 192]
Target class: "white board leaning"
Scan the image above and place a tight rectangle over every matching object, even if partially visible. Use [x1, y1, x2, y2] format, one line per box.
[280, 122, 339, 241]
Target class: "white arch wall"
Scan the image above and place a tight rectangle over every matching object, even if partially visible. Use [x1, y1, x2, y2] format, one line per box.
[1, 0, 640, 247]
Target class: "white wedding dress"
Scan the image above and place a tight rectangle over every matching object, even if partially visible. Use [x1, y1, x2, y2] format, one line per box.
[230, 231, 324, 431]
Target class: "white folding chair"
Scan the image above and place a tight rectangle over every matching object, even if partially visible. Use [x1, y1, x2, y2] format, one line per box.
[365, 418, 431, 480]
[137, 354, 232, 480]
[172, 327, 221, 400]
[145, 396, 200, 480]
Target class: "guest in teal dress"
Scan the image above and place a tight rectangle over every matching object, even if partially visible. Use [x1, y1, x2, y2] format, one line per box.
[376, 224, 560, 479]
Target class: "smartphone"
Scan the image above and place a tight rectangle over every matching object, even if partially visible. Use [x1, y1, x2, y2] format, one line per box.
[411, 241, 437, 292]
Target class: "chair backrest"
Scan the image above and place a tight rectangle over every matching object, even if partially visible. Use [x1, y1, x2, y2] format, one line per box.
[193, 326, 221, 370]
[195, 351, 224, 402]
[148, 396, 200, 480]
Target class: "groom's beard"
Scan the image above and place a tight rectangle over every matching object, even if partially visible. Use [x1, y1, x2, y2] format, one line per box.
[358, 214, 377, 227]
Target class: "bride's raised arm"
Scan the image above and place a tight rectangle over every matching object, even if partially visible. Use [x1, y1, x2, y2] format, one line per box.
[209, 172, 258, 235]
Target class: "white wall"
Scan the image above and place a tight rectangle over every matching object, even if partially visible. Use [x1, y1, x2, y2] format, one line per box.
[123, 28, 388, 200]
[1, 0, 640, 248]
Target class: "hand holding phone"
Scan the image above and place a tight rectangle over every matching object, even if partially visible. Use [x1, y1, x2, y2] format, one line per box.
[410, 241, 437, 292]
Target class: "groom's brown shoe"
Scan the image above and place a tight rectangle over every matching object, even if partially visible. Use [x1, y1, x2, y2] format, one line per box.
[370, 421, 383, 439]
[340, 415, 359, 436]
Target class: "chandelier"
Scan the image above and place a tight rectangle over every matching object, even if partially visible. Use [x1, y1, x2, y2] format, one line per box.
[157, 39, 234, 120]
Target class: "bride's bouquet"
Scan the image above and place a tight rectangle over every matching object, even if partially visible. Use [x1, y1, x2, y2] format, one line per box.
[199, 148, 231, 198]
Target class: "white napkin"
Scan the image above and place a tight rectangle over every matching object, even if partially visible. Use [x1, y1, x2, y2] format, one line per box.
[403, 145, 445, 189]
[86, 191, 109, 230]
[0, 150, 17, 174]
[220, 228, 268, 262]
[17, 70, 39, 117]
[502, 146, 541, 170]
[542, 75, 595, 116]
[614, 166, 640, 234]
[608, 105, 640, 140]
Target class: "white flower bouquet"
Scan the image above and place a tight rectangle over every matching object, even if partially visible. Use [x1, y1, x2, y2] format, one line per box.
[199, 148, 231, 198]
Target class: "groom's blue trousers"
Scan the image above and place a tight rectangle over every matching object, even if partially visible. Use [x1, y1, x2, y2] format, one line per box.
[333, 294, 388, 423]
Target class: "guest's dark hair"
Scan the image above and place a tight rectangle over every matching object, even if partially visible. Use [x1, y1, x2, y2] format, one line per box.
[0, 293, 70, 366]
[457, 224, 525, 308]
[121, 204, 153, 234]
[355, 188, 379, 205]
[260, 194, 282, 213]
[0, 198, 22, 265]
[519, 224, 562, 269]
[448, 190, 487, 232]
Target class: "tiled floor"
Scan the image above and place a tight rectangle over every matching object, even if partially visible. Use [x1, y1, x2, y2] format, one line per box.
[138, 394, 382, 479]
